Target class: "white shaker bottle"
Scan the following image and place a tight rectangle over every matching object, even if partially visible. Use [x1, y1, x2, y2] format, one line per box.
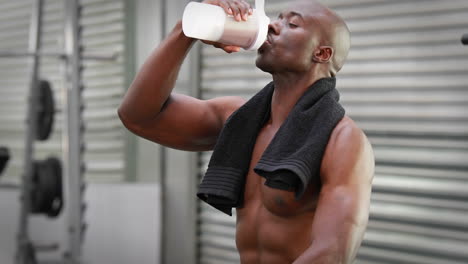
[182, 0, 270, 50]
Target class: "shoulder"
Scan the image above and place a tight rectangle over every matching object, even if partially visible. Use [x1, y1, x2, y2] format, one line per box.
[320, 116, 375, 184]
[331, 116, 365, 146]
[207, 96, 246, 124]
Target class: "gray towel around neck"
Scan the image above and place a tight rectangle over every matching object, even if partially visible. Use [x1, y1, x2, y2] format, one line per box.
[197, 77, 345, 216]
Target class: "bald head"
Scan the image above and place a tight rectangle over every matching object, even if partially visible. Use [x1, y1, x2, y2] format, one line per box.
[295, 0, 351, 75]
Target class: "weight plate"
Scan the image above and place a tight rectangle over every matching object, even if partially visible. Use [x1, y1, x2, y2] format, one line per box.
[30, 157, 63, 218]
[36, 80, 55, 141]
[0, 146, 9, 175]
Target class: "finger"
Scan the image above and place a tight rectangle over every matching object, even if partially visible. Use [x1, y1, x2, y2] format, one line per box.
[238, 1, 251, 20]
[217, 1, 233, 15]
[202, 39, 238, 52]
[223, 46, 241, 53]
[228, 1, 242, 21]
[203, 40, 224, 50]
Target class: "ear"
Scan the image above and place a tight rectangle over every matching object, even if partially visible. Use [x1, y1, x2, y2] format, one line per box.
[312, 46, 333, 63]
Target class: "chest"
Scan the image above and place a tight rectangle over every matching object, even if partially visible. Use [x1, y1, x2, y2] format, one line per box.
[241, 125, 320, 217]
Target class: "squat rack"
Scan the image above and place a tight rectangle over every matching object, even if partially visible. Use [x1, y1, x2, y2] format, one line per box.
[0, 1, 116, 264]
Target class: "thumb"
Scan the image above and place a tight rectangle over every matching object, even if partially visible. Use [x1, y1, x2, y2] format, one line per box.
[201, 40, 241, 53]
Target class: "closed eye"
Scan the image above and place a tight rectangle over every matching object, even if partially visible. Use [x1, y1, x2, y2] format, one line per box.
[289, 23, 298, 28]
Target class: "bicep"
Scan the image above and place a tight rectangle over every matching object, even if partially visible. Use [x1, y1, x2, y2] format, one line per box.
[309, 120, 374, 260]
[311, 182, 372, 242]
[123, 93, 244, 151]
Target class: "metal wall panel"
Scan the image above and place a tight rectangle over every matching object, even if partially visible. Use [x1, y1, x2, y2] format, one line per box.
[197, 0, 468, 263]
[0, 0, 127, 183]
[80, 0, 126, 182]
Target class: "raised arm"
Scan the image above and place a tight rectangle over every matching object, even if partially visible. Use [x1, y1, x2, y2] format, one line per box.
[293, 117, 375, 264]
[118, 1, 251, 151]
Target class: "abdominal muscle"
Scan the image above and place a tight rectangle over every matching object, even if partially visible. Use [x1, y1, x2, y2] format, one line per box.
[235, 177, 320, 264]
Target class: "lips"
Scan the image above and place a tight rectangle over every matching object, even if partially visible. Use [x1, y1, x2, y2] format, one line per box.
[259, 34, 273, 53]
[260, 34, 273, 49]
[266, 33, 273, 45]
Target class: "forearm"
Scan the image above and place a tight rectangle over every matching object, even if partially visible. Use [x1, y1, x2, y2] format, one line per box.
[118, 20, 195, 124]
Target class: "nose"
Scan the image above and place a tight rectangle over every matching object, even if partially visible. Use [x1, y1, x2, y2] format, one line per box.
[268, 19, 280, 35]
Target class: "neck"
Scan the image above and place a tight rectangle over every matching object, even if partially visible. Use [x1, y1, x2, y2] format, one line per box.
[269, 69, 329, 127]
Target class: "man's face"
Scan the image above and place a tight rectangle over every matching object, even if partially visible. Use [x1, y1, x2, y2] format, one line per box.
[256, 2, 323, 74]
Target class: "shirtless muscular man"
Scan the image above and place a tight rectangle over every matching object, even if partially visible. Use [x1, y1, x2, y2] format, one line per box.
[118, 0, 375, 263]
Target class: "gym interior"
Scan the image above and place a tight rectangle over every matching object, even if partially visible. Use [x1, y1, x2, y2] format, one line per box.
[0, 0, 467, 264]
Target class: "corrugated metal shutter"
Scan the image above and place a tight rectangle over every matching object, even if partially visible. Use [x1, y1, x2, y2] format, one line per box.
[197, 0, 468, 263]
[80, 0, 126, 182]
[0, 0, 127, 183]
